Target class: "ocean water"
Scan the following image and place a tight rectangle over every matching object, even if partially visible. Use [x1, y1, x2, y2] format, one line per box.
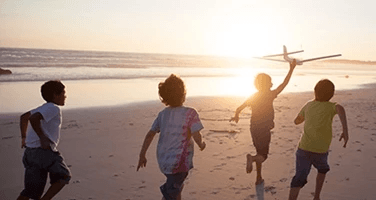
[1, 47, 376, 113]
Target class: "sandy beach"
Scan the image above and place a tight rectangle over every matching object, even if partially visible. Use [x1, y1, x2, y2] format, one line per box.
[1, 86, 376, 200]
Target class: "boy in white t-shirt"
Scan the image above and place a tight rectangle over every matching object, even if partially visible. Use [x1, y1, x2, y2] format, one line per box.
[17, 80, 71, 200]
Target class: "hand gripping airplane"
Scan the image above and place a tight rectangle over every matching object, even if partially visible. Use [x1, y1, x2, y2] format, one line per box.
[256, 45, 341, 65]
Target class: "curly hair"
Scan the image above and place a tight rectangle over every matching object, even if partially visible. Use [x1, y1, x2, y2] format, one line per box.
[158, 74, 186, 107]
[41, 80, 65, 102]
[314, 79, 335, 102]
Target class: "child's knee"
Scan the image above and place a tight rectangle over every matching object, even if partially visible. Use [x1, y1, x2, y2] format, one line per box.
[255, 153, 268, 161]
[261, 154, 268, 161]
[50, 174, 71, 185]
[290, 175, 308, 188]
[318, 168, 330, 174]
[160, 184, 181, 200]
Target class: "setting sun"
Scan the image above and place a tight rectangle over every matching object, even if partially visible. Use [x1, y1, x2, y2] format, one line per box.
[209, 18, 275, 59]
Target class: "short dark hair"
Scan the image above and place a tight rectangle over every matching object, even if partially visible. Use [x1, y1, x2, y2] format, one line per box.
[41, 80, 65, 102]
[158, 74, 186, 107]
[314, 79, 335, 102]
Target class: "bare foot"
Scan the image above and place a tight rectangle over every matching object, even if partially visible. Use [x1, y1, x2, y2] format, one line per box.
[246, 154, 253, 173]
[255, 179, 264, 185]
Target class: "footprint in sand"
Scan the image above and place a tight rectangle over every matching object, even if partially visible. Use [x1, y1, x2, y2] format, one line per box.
[133, 181, 147, 190]
[1, 136, 14, 140]
[0, 122, 16, 125]
[210, 167, 223, 172]
[212, 153, 222, 157]
[206, 187, 222, 195]
[230, 186, 251, 195]
[62, 120, 81, 130]
[279, 178, 288, 182]
[264, 185, 277, 195]
[214, 163, 227, 167]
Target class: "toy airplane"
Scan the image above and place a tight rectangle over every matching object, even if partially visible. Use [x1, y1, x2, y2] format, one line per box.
[256, 45, 341, 65]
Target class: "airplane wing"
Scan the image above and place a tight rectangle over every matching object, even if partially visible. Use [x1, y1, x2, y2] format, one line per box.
[300, 54, 342, 63]
[254, 57, 287, 62]
[262, 50, 304, 57]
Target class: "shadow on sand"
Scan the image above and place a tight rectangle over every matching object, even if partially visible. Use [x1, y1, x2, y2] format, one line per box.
[255, 181, 264, 200]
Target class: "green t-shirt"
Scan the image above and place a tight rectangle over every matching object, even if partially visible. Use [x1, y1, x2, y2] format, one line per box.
[298, 101, 337, 153]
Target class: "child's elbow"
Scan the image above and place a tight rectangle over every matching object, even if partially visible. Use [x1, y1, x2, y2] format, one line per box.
[20, 112, 31, 121]
[294, 116, 304, 125]
[192, 131, 203, 141]
[336, 104, 346, 114]
[29, 112, 44, 125]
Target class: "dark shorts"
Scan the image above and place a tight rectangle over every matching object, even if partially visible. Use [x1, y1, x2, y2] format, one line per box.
[20, 147, 71, 199]
[160, 172, 188, 200]
[250, 124, 272, 160]
[290, 148, 330, 188]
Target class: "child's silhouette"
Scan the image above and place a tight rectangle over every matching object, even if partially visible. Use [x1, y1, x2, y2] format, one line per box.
[230, 59, 296, 185]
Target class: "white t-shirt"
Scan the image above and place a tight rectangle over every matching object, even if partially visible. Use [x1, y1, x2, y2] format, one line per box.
[25, 102, 62, 151]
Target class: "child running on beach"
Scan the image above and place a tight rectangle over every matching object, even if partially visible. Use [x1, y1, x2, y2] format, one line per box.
[288, 79, 349, 200]
[17, 80, 71, 200]
[137, 74, 206, 200]
[230, 59, 296, 185]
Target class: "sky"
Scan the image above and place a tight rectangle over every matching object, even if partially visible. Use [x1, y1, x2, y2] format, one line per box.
[1, 0, 375, 61]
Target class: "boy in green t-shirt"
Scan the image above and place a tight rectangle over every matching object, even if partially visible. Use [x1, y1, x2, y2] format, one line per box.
[288, 79, 349, 200]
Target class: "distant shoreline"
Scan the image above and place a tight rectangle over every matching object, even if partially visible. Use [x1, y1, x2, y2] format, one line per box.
[321, 59, 376, 65]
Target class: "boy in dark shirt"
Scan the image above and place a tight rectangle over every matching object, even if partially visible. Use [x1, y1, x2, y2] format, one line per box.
[231, 59, 296, 185]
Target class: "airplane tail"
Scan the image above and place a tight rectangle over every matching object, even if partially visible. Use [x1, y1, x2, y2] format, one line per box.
[283, 45, 289, 60]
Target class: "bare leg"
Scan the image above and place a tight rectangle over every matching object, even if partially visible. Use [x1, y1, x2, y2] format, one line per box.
[255, 160, 263, 185]
[16, 196, 29, 200]
[252, 154, 265, 185]
[176, 183, 184, 200]
[40, 181, 66, 200]
[288, 187, 301, 200]
[246, 154, 253, 173]
[313, 173, 326, 200]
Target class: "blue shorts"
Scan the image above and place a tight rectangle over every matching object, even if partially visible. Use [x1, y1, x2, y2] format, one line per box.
[20, 147, 71, 199]
[160, 172, 188, 200]
[290, 148, 330, 188]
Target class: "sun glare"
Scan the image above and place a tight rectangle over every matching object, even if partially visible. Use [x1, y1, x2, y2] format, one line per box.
[219, 68, 258, 97]
[211, 21, 272, 58]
